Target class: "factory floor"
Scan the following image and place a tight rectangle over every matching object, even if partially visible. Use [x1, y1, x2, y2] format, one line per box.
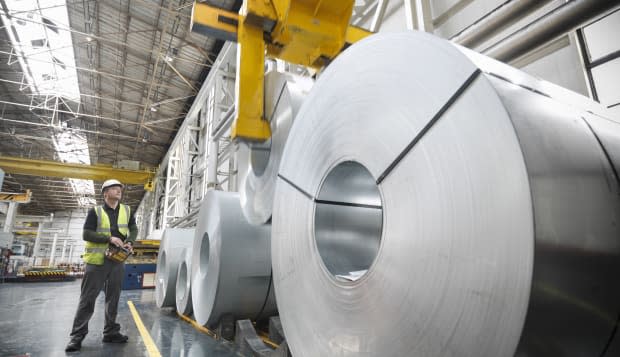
[0, 280, 244, 357]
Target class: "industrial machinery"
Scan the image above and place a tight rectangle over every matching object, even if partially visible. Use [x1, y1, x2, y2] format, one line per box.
[190, 0, 371, 141]
[122, 239, 160, 290]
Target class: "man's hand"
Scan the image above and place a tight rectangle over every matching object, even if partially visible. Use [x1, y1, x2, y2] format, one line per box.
[110, 236, 124, 247]
[123, 242, 134, 254]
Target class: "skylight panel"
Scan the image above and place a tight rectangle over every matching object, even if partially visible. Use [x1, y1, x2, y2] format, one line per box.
[2, 0, 95, 207]
[53, 131, 95, 206]
[42, 17, 59, 34]
[1, 0, 81, 101]
[53, 131, 90, 165]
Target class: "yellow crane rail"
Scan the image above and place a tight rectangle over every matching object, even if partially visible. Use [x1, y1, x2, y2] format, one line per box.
[0, 156, 155, 190]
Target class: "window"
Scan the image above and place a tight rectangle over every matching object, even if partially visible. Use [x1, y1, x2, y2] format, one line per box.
[42, 73, 57, 81]
[583, 10, 620, 62]
[52, 56, 65, 69]
[578, 9, 620, 109]
[30, 38, 47, 47]
[42, 17, 59, 34]
[0, 0, 81, 101]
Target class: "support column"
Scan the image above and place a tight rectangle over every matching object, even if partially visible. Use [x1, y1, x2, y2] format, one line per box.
[3, 202, 18, 248]
[207, 138, 220, 189]
[3, 202, 17, 234]
[33, 223, 43, 263]
[162, 160, 174, 229]
[229, 144, 238, 192]
[60, 239, 67, 263]
[49, 233, 58, 267]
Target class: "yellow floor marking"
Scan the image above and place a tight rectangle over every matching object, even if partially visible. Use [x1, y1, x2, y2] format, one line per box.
[127, 300, 162, 357]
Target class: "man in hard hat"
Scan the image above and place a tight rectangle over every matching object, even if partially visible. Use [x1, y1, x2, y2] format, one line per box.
[65, 179, 137, 352]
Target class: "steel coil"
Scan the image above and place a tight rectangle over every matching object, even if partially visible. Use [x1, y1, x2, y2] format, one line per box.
[272, 32, 620, 357]
[240, 71, 312, 225]
[175, 247, 193, 315]
[191, 190, 276, 328]
[155, 228, 194, 308]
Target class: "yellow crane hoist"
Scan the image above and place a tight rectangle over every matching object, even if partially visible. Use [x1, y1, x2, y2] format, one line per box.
[191, 0, 372, 141]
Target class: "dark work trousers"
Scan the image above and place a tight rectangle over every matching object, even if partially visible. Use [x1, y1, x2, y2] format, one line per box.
[69, 258, 125, 340]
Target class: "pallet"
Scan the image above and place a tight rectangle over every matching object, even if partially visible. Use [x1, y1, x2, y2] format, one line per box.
[177, 311, 291, 357]
[235, 317, 291, 357]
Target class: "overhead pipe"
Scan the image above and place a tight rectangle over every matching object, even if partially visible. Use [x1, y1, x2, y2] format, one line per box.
[451, 0, 554, 49]
[484, 0, 620, 63]
[369, 0, 389, 33]
[404, 0, 434, 32]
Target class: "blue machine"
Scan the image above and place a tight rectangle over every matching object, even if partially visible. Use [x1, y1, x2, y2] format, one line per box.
[122, 263, 156, 290]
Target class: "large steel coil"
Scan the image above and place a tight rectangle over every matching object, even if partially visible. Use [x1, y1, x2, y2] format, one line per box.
[175, 247, 193, 315]
[155, 228, 194, 308]
[240, 71, 312, 225]
[191, 190, 276, 328]
[272, 32, 620, 357]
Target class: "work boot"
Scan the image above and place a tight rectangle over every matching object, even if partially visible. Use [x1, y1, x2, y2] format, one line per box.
[102, 333, 129, 343]
[65, 338, 82, 352]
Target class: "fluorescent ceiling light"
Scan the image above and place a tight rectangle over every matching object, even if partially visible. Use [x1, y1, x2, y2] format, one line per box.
[1, 0, 81, 101]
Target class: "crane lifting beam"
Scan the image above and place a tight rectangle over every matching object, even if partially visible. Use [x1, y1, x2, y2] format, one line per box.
[0, 156, 155, 190]
[190, 0, 372, 141]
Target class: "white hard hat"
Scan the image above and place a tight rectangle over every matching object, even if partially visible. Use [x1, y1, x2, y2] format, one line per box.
[101, 179, 124, 193]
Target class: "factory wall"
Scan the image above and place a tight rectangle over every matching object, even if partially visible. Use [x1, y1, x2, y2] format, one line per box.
[32, 210, 87, 266]
[372, 1, 619, 109]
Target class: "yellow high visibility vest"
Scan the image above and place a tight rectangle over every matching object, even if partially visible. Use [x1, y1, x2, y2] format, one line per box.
[82, 204, 130, 265]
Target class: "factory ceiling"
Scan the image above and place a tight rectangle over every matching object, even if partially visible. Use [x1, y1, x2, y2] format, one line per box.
[0, 0, 380, 216]
[0, 0, 239, 214]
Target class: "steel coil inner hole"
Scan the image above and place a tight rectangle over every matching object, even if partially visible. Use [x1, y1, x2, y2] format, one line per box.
[314, 161, 383, 282]
[199, 232, 210, 273]
[158, 251, 167, 286]
[249, 138, 272, 177]
[177, 261, 187, 300]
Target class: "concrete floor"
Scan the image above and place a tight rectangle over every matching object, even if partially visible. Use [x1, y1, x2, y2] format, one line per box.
[0, 280, 245, 357]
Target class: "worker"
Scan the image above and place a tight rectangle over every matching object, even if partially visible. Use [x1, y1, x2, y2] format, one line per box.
[65, 179, 137, 352]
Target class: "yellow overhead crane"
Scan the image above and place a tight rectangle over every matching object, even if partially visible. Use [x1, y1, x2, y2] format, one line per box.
[0, 156, 155, 191]
[191, 0, 372, 141]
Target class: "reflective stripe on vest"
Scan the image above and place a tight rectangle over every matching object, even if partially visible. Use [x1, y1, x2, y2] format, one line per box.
[84, 247, 106, 254]
[83, 204, 130, 265]
[94, 204, 130, 237]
